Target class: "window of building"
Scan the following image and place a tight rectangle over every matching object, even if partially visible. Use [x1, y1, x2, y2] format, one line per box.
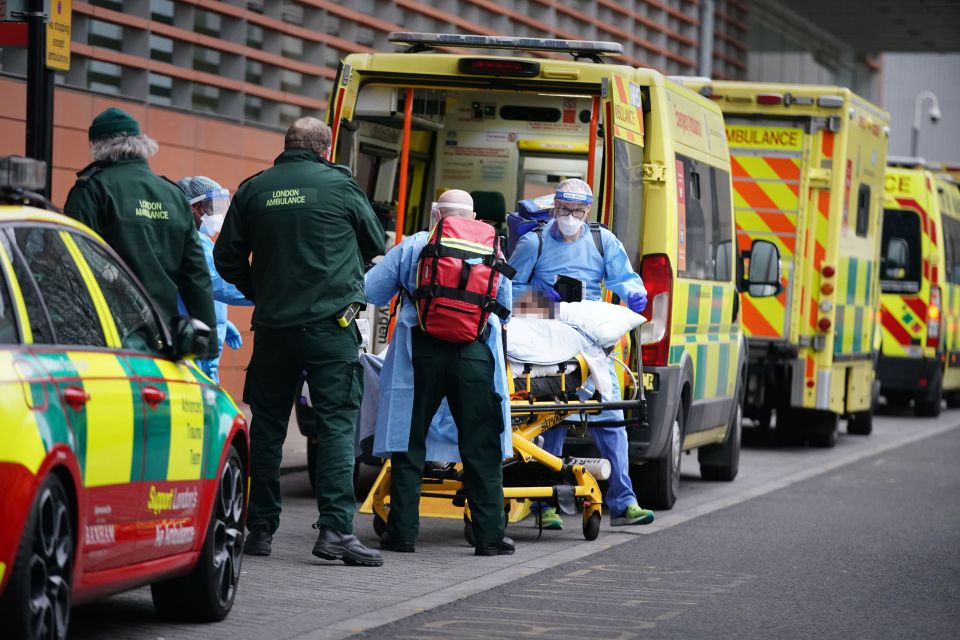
[282, 1, 304, 24]
[676, 155, 733, 281]
[73, 235, 164, 354]
[246, 60, 263, 85]
[281, 36, 304, 61]
[194, 8, 222, 37]
[194, 46, 221, 75]
[87, 60, 123, 95]
[245, 95, 263, 122]
[247, 25, 264, 49]
[88, 20, 124, 52]
[247, 0, 265, 13]
[148, 72, 173, 106]
[280, 69, 302, 93]
[150, 0, 174, 24]
[11, 228, 105, 347]
[193, 84, 220, 114]
[90, 0, 124, 10]
[150, 34, 174, 64]
[279, 104, 303, 128]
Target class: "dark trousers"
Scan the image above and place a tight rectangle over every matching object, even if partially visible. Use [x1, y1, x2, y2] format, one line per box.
[244, 320, 362, 535]
[387, 329, 505, 546]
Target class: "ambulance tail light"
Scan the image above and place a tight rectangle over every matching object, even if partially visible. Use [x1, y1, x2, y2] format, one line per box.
[927, 286, 942, 348]
[639, 254, 673, 367]
[756, 93, 783, 105]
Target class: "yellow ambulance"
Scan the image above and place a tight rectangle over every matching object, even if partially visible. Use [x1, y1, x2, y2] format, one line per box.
[678, 79, 889, 445]
[327, 33, 780, 510]
[878, 158, 960, 415]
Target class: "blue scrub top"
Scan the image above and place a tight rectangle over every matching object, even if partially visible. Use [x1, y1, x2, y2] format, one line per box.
[365, 230, 513, 462]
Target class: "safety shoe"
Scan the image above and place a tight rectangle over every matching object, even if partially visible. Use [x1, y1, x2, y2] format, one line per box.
[379, 532, 416, 553]
[243, 528, 273, 556]
[475, 536, 516, 556]
[611, 504, 655, 526]
[534, 507, 563, 530]
[312, 525, 383, 566]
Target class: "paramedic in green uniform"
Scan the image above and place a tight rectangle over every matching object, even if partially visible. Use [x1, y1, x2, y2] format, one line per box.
[214, 117, 386, 566]
[63, 107, 216, 351]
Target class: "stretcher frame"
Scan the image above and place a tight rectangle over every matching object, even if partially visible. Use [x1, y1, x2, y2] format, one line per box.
[360, 348, 647, 542]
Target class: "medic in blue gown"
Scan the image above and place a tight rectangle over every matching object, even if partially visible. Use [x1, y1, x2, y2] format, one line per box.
[508, 178, 655, 528]
[177, 176, 254, 383]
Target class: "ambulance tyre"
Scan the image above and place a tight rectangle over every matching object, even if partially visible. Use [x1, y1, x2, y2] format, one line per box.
[806, 412, 839, 448]
[944, 390, 960, 408]
[0, 472, 74, 640]
[914, 377, 943, 417]
[152, 445, 245, 622]
[633, 402, 683, 510]
[846, 411, 873, 436]
[699, 382, 743, 481]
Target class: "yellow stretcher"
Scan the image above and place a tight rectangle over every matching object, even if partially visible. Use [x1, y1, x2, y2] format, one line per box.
[360, 349, 647, 542]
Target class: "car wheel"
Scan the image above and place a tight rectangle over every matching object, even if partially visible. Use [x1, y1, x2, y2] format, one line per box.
[632, 402, 682, 510]
[0, 473, 73, 640]
[151, 445, 246, 622]
[699, 387, 742, 481]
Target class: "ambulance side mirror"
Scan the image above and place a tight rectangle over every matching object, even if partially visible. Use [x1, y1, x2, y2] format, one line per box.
[169, 316, 212, 361]
[741, 240, 782, 298]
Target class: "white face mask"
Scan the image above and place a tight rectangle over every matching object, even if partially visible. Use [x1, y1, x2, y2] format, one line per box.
[556, 215, 583, 237]
[200, 213, 224, 237]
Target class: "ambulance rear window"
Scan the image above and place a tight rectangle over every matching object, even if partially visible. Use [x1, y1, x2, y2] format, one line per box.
[941, 216, 960, 285]
[880, 209, 921, 293]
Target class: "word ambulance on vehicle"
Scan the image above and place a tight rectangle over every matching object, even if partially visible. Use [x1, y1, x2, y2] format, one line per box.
[678, 79, 890, 445]
[878, 158, 960, 415]
[324, 33, 781, 510]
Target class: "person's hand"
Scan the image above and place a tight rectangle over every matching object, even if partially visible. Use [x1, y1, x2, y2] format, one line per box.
[540, 286, 562, 303]
[225, 321, 243, 349]
[628, 290, 647, 313]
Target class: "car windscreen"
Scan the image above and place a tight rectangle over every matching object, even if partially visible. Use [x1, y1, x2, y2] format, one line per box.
[880, 208, 921, 293]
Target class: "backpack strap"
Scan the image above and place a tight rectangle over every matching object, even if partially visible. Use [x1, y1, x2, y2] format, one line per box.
[589, 222, 605, 259]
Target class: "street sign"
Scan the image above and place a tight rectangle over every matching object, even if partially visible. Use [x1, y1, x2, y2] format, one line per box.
[45, 0, 69, 70]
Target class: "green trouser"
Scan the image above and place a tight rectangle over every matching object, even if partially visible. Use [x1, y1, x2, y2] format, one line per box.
[387, 329, 505, 546]
[244, 319, 363, 535]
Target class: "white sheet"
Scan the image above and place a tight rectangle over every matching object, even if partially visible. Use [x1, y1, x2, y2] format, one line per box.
[506, 317, 612, 397]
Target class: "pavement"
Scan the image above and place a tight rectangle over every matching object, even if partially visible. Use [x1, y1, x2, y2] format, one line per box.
[69, 407, 960, 640]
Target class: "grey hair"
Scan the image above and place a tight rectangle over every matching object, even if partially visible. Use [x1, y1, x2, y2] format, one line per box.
[284, 117, 332, 157]
[90, 134, 159, 162]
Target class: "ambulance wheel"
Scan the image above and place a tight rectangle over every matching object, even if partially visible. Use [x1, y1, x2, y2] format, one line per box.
[463, 516, 476, 547]
[806, 413, 839, 448]
[0, 472, 74, 640]
[632, 403, 682, 510]
[699, 383, 743, 481]
[373, 514, 387, 538]
[847, 410, 873, 436]
[582, 512, 601, 541]
[152, 445, 245, 622]
[945, 390, 960, 408]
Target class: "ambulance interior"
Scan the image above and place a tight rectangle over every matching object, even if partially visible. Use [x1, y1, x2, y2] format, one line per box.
[335, 84, 607, 245]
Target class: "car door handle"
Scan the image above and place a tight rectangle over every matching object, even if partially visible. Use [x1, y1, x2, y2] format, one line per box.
[63, 385, 90, 412]
[142, 386, 167, 408]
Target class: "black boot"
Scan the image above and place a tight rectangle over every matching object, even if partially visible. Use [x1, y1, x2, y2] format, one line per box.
[244, 528, 273, 556]
[475, 536, 515, 556]
[312, 525, 383, 566]
[379, 533, 416, 553]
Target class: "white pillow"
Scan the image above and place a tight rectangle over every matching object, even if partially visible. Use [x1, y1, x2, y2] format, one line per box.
[557, 300, 646, 347]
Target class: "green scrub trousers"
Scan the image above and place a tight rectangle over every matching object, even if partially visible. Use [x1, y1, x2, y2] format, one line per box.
[244, 319, 363, 535]
[387, 329, 506, 546]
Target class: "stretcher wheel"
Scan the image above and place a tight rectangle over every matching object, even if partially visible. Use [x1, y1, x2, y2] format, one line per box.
[582, 512, 601, 541]
[373, 514, 386, 538]
[463, 516, 476, 547]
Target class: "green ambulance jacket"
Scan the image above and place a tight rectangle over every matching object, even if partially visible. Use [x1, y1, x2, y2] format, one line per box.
[213, 148, 385, 328]
[63, 158, 217, 356]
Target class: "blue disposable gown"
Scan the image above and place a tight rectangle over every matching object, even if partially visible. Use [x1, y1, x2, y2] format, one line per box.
[179, 232, 253, 382]
[509, 219, 646, 512]
[365, 231, 513, 462]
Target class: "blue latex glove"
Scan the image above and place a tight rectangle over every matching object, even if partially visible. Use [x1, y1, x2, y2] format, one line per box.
[225, 321, 243, 350]
[628, 291, 647, 313]
[539, 286, 562, 303]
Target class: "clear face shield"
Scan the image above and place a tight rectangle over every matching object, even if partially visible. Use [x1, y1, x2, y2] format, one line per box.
[553, 190, 592, 236]
[190, 188, 231, 237]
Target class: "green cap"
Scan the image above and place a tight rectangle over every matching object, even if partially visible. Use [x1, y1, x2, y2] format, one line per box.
[88, 107, 141, 141]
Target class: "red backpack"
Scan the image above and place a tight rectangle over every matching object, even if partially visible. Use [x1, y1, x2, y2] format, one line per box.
[414, 216, 516, 342]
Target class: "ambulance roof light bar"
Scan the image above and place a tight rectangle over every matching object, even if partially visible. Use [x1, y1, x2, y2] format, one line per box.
[389, 32, 623, 63]
[887, 155, 927, 168]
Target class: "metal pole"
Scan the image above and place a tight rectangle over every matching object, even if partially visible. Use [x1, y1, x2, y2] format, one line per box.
[698, 0, 715, 78]
[911, 90, 940, 159]
[24, 0, 53, 197]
